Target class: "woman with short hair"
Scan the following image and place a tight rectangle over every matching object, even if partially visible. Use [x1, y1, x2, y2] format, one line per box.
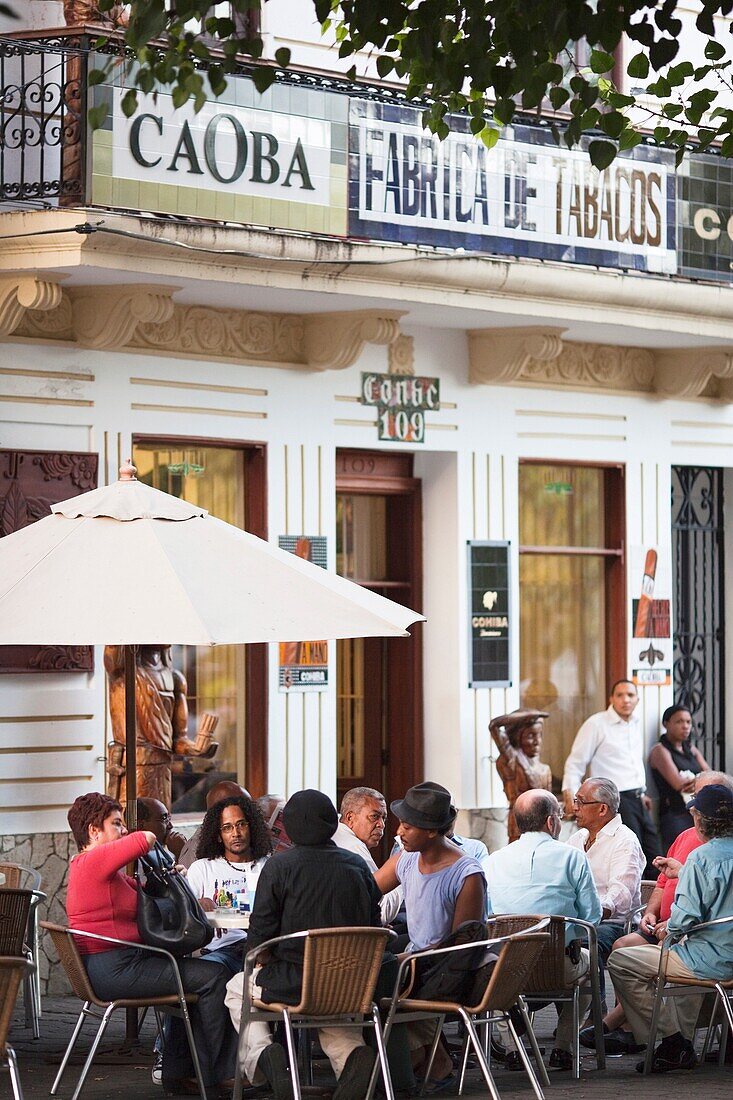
[66, 791, 237, 1095]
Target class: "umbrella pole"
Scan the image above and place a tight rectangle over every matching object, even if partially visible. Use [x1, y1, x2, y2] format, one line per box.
[124, 643, 139, 1046]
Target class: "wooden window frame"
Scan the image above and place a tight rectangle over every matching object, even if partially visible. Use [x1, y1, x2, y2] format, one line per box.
[518, 458, 626, 694]
[132, 434, 268, 796]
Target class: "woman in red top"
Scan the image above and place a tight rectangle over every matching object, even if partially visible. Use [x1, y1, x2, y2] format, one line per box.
[66, 792, 237, 1095]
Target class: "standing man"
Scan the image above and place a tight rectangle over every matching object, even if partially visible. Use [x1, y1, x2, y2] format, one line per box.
[485, 789, 602, 1071]
[562, 679, 661, 875]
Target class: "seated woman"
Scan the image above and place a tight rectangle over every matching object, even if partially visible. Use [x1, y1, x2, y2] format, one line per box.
[649, 704, 709, 849]
[375, 782, 486, 1086]
[66, 792, 237, 1094]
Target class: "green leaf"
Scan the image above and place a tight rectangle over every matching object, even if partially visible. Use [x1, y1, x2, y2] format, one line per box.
[599, 110, 625, 138]
[590, 49, 615, 74]
[376, 55, 394, 77]
[120, 89, 138, 118]
[88, 103, 109, 130]
[705, 39, 726, 61]
[607, 91, 635, 108]
[274, 47, 291, 68]
[588, 139, 617, 169]
[493, 98, 515, 125]
[480, 126, 501, 150]
[87, 69, 108, 87]
[663, 103, 684, 118]
[653, 125, 671, 143]
[627, 52, 650, 79]
[252, 67, 276, 94]
[618, 129, 643, 150]
[549, 86, 570, 110]
[647, 76, 672, 97]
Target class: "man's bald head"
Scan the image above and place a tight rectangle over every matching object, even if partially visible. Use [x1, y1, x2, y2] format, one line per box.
[514, 789, 560, 836]
[206, 780, 251, 809]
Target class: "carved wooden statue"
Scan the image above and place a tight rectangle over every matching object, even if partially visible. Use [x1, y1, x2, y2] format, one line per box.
[105, 644, 218, 808]
[490, 709, 553, 843]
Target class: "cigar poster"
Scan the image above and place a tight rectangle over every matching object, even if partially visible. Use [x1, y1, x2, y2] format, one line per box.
[629, 545, 672, 686]
[278, 536, 329, 692]
[468, 541, 512, 688]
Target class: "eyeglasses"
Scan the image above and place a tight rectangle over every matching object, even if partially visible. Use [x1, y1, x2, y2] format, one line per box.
[220, 820, 248, 835]
[573, 797, 605, 807]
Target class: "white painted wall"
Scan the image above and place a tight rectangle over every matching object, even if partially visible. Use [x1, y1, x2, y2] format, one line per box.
[3, 316, 732, 834]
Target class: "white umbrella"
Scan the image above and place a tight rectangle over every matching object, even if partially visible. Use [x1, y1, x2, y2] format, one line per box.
[0, 461, 424, 807]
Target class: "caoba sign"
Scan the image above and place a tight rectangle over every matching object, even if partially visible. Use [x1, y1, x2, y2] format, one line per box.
[677, 153, 733, 282]
[97, 84, 345, 232]
[349, 102, 677, 274]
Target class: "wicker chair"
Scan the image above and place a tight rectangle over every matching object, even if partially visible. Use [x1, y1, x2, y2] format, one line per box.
[623, 879, 659, 934]
[1, 956, 33, 1100]
[41, 922, 206, 1100]
[0, 889, 40, 1040]
[641, 915, 733, 1074]
[232, 926, 396, 1100]
[0, 864, 45, 1037]
[479, 913, 606, 1079]
[364, 923, 550, 1100]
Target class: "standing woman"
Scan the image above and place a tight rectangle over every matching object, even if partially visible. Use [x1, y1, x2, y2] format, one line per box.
[649, 705, 710, 848]
[65, 792, 237, 1094]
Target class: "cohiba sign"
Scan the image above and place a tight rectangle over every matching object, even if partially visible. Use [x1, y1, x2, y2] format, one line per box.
[361, 372, 441, 443]
[349, 102, 676, 274]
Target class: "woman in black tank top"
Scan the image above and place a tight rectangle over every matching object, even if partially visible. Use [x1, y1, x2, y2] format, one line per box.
[649, 704, 709, 848]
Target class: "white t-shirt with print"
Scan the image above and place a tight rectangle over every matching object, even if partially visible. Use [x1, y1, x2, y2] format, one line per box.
[187, 855, 268, 951]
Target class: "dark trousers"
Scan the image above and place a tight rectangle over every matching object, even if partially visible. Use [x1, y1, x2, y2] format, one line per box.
[85, 947, 238, 1087]
[619, 791, 662, 878]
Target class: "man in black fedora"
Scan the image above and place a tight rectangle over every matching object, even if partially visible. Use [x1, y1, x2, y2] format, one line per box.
[376, 781, 486, 1085]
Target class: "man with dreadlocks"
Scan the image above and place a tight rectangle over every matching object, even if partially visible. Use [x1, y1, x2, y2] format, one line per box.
[187, 795, 273, 977]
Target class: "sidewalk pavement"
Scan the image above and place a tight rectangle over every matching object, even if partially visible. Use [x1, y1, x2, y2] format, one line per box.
[8, 996, 732, 1099]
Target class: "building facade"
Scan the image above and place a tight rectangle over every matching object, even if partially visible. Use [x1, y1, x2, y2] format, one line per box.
[1, 4, 733, 987]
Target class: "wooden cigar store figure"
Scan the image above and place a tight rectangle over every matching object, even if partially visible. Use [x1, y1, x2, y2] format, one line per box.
[489, 710, 553, 842]
[105, 645, 219, 808]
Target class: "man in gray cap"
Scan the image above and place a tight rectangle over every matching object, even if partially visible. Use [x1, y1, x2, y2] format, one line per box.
[224, 789, 383, 1100]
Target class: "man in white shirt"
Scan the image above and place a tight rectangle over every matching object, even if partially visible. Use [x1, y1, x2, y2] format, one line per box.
[562, 679, 661, 874]
[333, 786, 404, 925]
[187, 796, 271, 977]
[566, 776, 646, 1036]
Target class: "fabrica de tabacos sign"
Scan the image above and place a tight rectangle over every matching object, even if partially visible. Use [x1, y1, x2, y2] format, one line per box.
[349, 102, 677, 275]
[677, 152, 733, 282]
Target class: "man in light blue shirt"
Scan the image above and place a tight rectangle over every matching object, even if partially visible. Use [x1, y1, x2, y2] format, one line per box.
[486, 788, 602, 1070]
[609, 783, 733, 1074]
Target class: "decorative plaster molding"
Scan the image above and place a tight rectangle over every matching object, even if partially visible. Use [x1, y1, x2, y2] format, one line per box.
[468, 327, 565, 384]
[523, 341, 656, 392]
[303, 310, 404, 371]
[70, 285, 178, 349]
[0, 276, 63, 336]
[388, 334, 415, 376]
[131, 305, 305, 365]
[653, 347, 733, 398]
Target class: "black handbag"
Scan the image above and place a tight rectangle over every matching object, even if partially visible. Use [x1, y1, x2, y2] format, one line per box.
[136, 841, 214, 957]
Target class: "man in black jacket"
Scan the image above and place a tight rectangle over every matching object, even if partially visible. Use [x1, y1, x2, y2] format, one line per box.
[225, 789, 383, 1100]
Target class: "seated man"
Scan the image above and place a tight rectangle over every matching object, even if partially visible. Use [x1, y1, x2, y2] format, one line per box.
[485, 789, 602, 1071]
[178, 780, 252, 868]
[187, 796, 272, 977]
[375, 782, 486, 1085]
[580, 770, 733, 1053]
[136, 796, 188, 862]
[566, 777, 644, 1008]
[609, 783, 733, 1073]
[333, 786, 404, 925]
[225, 789, 384, 1100]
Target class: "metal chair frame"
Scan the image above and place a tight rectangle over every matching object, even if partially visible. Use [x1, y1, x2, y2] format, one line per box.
[41, 923, 207, 1100]
[232, 927, 396, 1100]
[0, 956, 33, 1100]
[364, 920, 552, 1100]
[642, 914, 733, 1074]
[623, 879, 660, 935]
